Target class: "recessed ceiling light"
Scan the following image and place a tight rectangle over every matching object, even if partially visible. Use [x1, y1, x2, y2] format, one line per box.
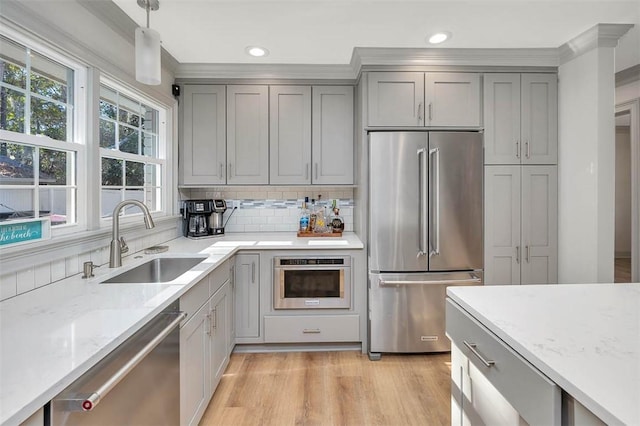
[246, 46, 269, 57]
[428, 32, 451, 45]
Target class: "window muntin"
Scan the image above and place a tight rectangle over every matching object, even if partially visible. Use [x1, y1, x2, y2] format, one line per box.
[99, 84, 164, 219]
[0, 34, 79, 229]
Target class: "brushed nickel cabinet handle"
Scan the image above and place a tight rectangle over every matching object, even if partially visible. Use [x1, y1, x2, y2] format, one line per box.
[516, 140, 520, 159]
[305, 163, 309, 180]
[251, 261, 256, 283]
[428, 102, 433, 122]
[516, 246, 520, 264]
[526, 140, 530, 159]
[463, 341, 495, 368]
[219, 163, 223, 178]
[417, 102, 423, 123]
[303, 328, 321, 334]
[526, 245, 530, 263]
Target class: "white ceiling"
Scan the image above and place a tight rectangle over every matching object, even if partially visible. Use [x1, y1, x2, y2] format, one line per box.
[113, 0, 639, 65]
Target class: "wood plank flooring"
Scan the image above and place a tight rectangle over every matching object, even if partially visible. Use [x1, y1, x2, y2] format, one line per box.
[200, 351, 451, 426]
[615, 258, 632, 283]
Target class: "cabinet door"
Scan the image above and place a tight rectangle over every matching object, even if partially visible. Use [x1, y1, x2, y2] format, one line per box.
[180, 302, 210, 426]
[521, 166, 558, 284]
[367, 72, 424, 126]
[312, 86, 354, 184]
[521, 74, 557, 165]
[210, 282, 229, 391]
[484, 166, 521, 285]
[425, 73, 481, 127]
[483, 74, 521, 164]
[181, 85, 226, 185]
[235, 254, 260, 339]
[269, 86, 312, 184]
[227, 85, 269, 184]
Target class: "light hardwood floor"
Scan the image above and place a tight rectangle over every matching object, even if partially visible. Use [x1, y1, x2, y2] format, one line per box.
[200, 351, 451, 426]
[615, 258, 632, 283]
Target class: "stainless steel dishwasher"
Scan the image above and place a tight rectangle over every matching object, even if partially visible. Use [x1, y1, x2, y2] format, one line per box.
[49, 302, 185, 425]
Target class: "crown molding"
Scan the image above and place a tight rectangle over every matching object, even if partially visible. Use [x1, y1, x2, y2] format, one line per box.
[559, 23, 634, 65]
[616, 64, 640, 87]
[175, 63, 355, 80]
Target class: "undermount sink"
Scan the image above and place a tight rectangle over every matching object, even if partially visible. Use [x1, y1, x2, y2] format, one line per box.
[101, 257, 206, 284]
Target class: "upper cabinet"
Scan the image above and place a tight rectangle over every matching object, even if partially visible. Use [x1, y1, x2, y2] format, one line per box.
[180, 85, 226, 185]
[484, 73, 558, 165]
[269, 86, 312, 184]
[179, 84, 354, 186]
[367, 72, 481, 127]
[312, 86, 354, 185]
[227, 85, 270, 184]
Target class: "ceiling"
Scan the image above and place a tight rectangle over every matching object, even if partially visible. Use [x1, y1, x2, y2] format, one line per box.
[112, 0, 639, 66]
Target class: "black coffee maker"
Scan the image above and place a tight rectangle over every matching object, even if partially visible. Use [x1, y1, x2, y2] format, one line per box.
[182, 199, 214, 238]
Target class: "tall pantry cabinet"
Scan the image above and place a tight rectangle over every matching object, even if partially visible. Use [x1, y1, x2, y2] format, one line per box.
[483, 73, 558, 285]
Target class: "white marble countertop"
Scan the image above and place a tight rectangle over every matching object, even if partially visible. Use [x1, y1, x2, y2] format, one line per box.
[0, 232, 363, 426]
[447, 283, 640, 425]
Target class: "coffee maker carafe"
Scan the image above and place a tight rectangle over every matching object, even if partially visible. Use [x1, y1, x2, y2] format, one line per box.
[210, 199, 227, 235]
[182, 199, 214, 238]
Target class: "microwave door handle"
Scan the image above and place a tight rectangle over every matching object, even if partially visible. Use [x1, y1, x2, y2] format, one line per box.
[417, 148, 428, 258]
[429, 147, 440, 257]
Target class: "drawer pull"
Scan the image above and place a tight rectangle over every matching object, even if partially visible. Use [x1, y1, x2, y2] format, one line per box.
[464, 341, 495, 368]
[302, 328, 321, 334]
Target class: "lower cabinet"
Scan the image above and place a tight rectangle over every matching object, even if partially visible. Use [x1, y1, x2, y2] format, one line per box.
[447, 299, 561, 425]
[180, 265, 232, 426]
[264, 315, 359, 343]
[234, 253, 260, 340]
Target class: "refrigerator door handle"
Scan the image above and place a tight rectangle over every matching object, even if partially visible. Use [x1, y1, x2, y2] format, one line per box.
[417, 148, 428, 257]
[379, 277, 482, 286]
[429, 147, 440, 257]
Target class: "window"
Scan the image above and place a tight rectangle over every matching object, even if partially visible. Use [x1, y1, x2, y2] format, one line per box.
[99, 83, 164, 219]
[0, 34, 81, 228]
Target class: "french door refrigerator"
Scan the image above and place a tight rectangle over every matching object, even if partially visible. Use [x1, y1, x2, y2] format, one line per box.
[368, 131, 483, 356]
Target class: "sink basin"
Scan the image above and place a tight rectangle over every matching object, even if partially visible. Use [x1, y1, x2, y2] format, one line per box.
[101, 257, 206, 284]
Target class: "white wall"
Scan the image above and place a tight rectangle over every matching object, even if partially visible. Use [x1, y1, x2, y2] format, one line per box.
[558, 47, 616, 283]
[615, 126, 632, 256]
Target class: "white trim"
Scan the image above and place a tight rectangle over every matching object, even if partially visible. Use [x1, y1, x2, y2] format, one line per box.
[616, 99, 640, 282]
[175, 63, 355, 80]
[559, 23, 634, 66]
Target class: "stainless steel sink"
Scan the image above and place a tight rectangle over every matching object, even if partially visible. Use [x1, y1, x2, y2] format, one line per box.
[101, 257, 206, 284]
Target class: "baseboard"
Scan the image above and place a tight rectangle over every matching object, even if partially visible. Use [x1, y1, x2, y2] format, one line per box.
[232, 342, 363, 354]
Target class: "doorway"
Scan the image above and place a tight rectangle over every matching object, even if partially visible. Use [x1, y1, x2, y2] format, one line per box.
[615, 100, 640, 282]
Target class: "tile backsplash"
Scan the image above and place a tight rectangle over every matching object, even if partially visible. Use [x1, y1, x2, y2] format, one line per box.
[181, 186, 355, 233]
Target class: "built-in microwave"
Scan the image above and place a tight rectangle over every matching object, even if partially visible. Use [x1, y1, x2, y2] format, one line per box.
[273, 256, 351, 309]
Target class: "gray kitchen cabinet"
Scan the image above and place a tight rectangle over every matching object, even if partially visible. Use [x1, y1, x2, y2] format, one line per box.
[424, 72, 481, 127]
[234, 253, 260, 340]
[180, 85, 226, 185]
[484, 165, 558, 285]
[484, 73, 558, 165]
[209, 280, 230, 394]
[367, 72, 480, 127]
[312, 86, 354, 184]
[180, 262, 232, 426]
[227, 85, 269, 184]
[263, 314, 360, 343]
[447, 299, 561, 425]
[269, 86, 312, 184]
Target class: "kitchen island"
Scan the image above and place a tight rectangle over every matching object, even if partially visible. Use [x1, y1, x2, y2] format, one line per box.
[446, 283, 639, 425]
[0, 233, 363, 426]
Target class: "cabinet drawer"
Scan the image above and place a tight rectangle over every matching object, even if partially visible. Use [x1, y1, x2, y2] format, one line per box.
[446, 299, 560, 425]
[264, 315, 359, 343]
[180, 276, 209, 323]
[210, 259, 230, 295]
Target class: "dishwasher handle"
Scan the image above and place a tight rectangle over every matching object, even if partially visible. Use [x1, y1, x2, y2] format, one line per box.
[80, 311, 186, 411]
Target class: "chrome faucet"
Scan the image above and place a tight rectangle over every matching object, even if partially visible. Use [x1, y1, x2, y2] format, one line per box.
[109, 200, 155, 268]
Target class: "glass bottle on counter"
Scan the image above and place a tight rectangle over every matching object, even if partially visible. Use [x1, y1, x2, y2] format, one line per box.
[314, 202, 328, 233]
[309, 199, 317, 231]
[299, 197, 310, 232]
[330, 199, 344, 233]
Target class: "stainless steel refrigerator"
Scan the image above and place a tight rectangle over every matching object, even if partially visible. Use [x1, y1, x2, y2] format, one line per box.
[368, 131, 483, 356]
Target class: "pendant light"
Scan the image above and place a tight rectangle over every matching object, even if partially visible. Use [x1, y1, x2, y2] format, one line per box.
[135, 0, 161, 85]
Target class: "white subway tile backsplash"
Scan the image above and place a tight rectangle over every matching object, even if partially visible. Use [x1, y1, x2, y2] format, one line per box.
[34, 264, 51, 288]
[259, 224, 275, 232]
[244, 224, 260, 232]
[51, 259, 66, 282]
[17, 268, 35, 294]
[0, 273, 17, 301]
[267, 216, 283, 224]
[65, 256, 80, 276]
[251, 217, 267, 225]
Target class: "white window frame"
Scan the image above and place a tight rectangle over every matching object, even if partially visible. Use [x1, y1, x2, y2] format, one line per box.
[98, 76, 168, 228]
[0, 25, 88, 238]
